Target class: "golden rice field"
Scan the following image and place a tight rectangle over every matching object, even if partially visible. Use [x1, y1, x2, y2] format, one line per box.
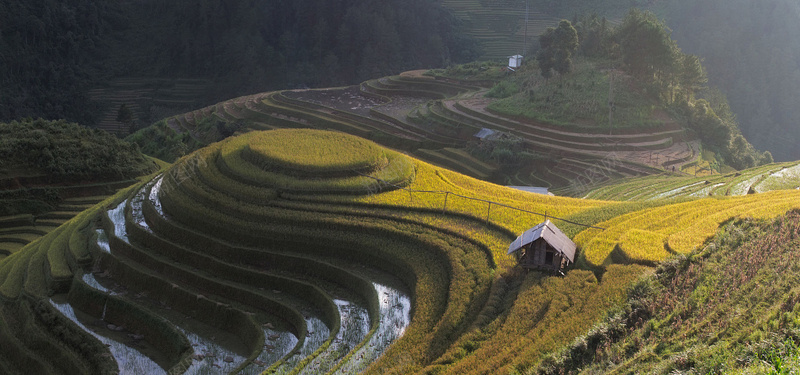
[1, 128, 800, 374]
[575, 190, 800, 268]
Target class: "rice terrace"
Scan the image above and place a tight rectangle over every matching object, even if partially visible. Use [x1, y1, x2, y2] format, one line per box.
[3, 3, 800, 374]
[2, 120, 800, 373]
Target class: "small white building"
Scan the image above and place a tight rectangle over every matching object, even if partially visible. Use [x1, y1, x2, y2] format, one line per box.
[508, 55, 523, 70]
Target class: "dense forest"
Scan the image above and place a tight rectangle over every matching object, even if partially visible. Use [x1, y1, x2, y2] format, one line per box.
[0, 118, 153, 180]
[0, 0, 476, 126]
[0, 0, 116, 125]
[3, 0, 799, 163]
[663, 0, 800, 162]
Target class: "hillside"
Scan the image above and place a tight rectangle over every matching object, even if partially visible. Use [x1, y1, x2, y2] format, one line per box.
[0, 128, 798, 373]
[127, 10, 772, 197]
[0, 119, 160, 261]
[535, 211, 800, 374]
[127, 64, 696, 193]
[661, 0, 800, 162]
[0, 0, 476, 132]
[436, 0, 800, 164]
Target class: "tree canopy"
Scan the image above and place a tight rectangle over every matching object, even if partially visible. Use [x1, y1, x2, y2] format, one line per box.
[0, 118, 154, 180]
[663, 0, 800, 161]
[537, 20, 579, 78]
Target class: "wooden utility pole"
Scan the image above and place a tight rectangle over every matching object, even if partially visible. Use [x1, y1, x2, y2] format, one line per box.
[608, 69, 615, 135]
[523, 0, 529, 57]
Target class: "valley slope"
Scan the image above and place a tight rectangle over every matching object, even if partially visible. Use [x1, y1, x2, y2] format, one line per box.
[0, 128, 798, 374]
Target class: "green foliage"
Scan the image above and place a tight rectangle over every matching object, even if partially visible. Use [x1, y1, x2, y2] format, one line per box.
[485, 80, 522, 99]
[681, 97, 768, 169]
[538, 212, 800, 374]
[572, 13, 614, 58]
[617, 9, 678, 87]
[0, 118, 154, 180]
[125, 119, 195, 162]
[0, 0, 114, 125]
[427, 61, 508, 82]
[488, 60, 660, 129]
[664, 0, 800, 161]
[537, 20, 579, 78]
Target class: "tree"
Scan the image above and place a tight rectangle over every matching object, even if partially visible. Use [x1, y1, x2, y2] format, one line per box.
[573, 13, 612, 58]
[679, 54, 707, 98]
[537, 20, 579, 78]
[116, 103, 135, 133]
[617, 9, 678, 87]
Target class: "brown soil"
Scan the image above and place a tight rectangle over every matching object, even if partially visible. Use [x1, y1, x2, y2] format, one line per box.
[283, 87, 386, 117]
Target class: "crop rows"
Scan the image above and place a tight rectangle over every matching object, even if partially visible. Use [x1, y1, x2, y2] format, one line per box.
[3, 128, 798, 373]
[585, 161, 800, 200]
[151, 142, 498, 373]
[575, 190, 800, 268]
[156, 66, 694, 194]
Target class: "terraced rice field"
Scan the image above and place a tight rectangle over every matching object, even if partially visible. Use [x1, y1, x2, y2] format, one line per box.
[159, 69, 693, 191]
[3, 129, 799, 374]
[584, 161, 800, 200]
[90, 77, 210, 134]
[0, 195, 113, 261]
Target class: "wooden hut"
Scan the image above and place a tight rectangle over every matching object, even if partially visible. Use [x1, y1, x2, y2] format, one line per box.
[507, 220, 575, 274]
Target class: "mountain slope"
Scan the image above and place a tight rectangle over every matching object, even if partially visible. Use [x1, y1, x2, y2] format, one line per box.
[1, 129, 798, 373]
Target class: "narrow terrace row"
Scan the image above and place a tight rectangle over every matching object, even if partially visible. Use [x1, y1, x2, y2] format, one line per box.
[139, 177, 395, 373]
[95, 187, 356, 373]
[158, 139, 496, 373]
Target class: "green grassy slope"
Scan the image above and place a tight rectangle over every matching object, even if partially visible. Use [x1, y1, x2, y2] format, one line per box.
[534, 211, 800, 374]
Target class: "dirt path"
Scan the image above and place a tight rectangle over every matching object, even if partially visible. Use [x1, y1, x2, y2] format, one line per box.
[455, 95, 696, 170]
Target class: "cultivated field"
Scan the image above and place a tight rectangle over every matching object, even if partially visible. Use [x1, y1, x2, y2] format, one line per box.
[145, 67, 694, 192]
[2, 129, 798, 373]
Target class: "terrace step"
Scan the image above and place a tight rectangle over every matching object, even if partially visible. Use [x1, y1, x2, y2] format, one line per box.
[38, 212, 78, 221]
[0, 215, 35, 228]
[33, 219, 67, 227]
[447, 100, 686, 148]
[103, 220, 320, 344]
[0, 232, 43, 244]
[415, 149, 492, 181]
[0, 227, 50, 236]
[57, 204, 94, 213]
[62, 196, 108, 205]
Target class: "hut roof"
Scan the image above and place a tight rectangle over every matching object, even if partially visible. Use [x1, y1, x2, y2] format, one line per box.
[474, 128, 496, 139]
[507, 220, 576, 262]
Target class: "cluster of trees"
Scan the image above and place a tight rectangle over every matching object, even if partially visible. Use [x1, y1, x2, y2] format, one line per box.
[0, 0, 477, 128]
[544, 11, 706, 104]
[663, 0, 800, 162]
[0, 118, 154, 180]
[536, 21, 579, 79]
[531, 10, 769, 169]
